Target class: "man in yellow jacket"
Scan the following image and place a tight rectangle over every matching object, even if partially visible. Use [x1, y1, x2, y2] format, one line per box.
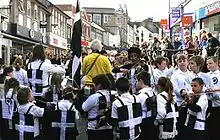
[82, 39, 112, 87]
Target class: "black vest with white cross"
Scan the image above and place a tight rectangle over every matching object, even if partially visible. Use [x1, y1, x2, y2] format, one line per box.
[13, 105, 40, 140]
[88, 92, 110, 129]
[43, 102, 78, 140]
[0, 94, 17, 130]
[117, 95, 142, 139]
[145, 92, 156, 118]
[160, 94, 179, 133]
[27, 61, 49, 96]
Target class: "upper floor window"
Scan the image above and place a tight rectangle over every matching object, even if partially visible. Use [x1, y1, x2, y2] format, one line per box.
[27, 1, 31, 17]
[93, 14, 101, 25]
[34, 4, 38, 20]
[103, 15, 108, 23]
[18, 0, 24, 13]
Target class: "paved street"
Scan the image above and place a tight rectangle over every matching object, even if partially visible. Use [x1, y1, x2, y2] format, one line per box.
[76, 117, 87, 140]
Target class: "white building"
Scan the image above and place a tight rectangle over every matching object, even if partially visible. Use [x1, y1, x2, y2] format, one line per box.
[127, 21, 135, 47]
[137, 26, 154, 46]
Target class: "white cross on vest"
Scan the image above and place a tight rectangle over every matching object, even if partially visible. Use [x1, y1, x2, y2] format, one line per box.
[51, 111, 75, 140]
[15, 113, 35, 140]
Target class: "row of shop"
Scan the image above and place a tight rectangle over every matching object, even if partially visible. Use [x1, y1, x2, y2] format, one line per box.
[161, 0, 220, 42]
[0, 21, 90, 65]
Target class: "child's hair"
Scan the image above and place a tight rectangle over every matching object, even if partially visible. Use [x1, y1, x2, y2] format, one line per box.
[17, 87, 31, 105]
[105, 73, 116, 90]
[13, 57, 23, 71]
[158, 77, 174, 103]
[115, 77, 130, 93]
[192, 77, 204, 86]
[207, 56, 218, 63]
[189, 55, 205, 70]
[154, 56, 166, 68]
[51, 73, 62, 94]
[3, 66, 14, 76]
[92, 74, 111, 90]
[4, 78, 20, 96]
[62, 86, 75, 100]
[136, 71, 151, 86]
[177, 54, 188, 61]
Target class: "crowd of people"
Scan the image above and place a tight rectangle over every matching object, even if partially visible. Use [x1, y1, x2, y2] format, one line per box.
[0, 35, 219, 140]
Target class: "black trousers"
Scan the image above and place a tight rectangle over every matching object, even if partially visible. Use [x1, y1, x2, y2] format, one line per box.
[185, 128, 207, 140]
[176, 107, 187, 140]
[87, 129, 113, 140]
[207, 107, 220, 140]
[140, 118, 158, 140]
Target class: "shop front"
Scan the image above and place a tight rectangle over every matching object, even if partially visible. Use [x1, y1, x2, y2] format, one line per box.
[199, 1, 220, 39]
[48, 32, 68, 56]
[0, 22, 45, 65]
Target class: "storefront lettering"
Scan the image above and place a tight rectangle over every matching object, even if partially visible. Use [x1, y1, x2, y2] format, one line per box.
[206, 1, 220, 15]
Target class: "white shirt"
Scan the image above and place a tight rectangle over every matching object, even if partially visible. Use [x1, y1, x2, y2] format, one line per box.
[136, 87, 154, 118]
[18, 102, 44, 117]
[151, 68, 168, 87]
[82, 90, 112, 130]
[28, 59, 66, 96]
[189, 72, 214, 90]
[207, 70, 220, 107]
[171, 69, 192, 106]
[185, 95, 208, 130]
[56, 99, 79, 120]
[14, 68, 29, 86]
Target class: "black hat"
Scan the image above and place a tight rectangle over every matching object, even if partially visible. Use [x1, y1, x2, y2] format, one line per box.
[128, 47, 141, 56]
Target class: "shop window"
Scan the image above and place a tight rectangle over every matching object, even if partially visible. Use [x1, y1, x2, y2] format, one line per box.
[27, 17, 31, 29]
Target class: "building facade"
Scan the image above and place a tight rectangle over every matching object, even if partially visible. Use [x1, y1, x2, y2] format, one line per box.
[47, 2, 70, 55]
[127, 21, 135, 47]
[84, 5, 129, 48]
[198, 0, 220, 39]
[56, 4, 91, 49]
[0, 0, 50, 65]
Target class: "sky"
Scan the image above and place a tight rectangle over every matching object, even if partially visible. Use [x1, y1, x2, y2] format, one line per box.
[51, 0, 212, 21]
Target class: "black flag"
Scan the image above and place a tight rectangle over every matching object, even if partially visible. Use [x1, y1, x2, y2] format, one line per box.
[71, 0, 82, 88]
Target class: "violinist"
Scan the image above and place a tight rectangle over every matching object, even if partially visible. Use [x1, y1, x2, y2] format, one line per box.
[184, 78, 208, 140]
[112, 47, 141, 94]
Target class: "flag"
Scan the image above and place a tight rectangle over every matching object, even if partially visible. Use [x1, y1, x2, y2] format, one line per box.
[71, 0, 82, 88]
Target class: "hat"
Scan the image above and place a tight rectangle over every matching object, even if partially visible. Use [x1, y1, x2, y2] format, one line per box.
[128, 47, 141, 56]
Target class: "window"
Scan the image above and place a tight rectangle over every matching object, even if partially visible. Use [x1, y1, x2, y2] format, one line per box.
[103, 15, 108, 23]
[18, 14, 23, 26]
[93, 14, 101, 25]
[34, 21, 38, 31]
[18, 0, 24, 13]
[27, 17, 31, 29]
[34, 4, 38, 20]
[27, 1, 31, 17]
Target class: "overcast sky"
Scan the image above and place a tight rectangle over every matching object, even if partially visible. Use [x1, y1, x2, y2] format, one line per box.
[51, 0, 212, 21]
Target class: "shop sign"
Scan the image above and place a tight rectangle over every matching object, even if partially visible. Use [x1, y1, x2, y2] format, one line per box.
[205, 1, 220, 16]
[49, 32, 67, 49]
[171, 7, 181, 18]
[81, 40, 89, 47]
[160, 19, 168, 30]
[29, 29, 34, 38]
[182, 16, 193, 27]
